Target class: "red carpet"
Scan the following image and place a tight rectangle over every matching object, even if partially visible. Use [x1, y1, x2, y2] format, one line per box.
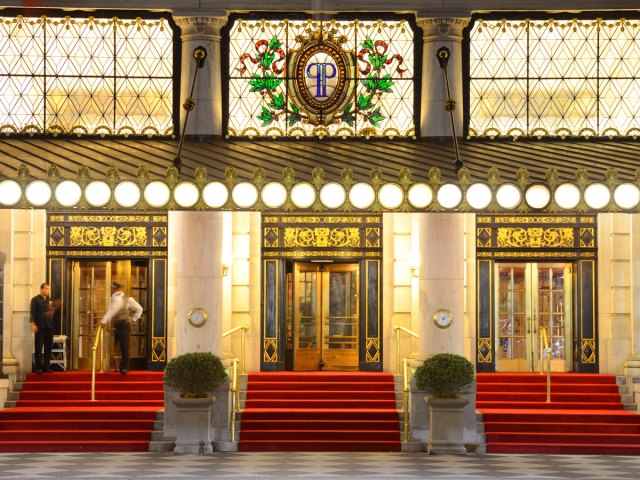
[0, 371, 164, 452]
[477, 373, 640, 454]
[239, 372, 401, 452]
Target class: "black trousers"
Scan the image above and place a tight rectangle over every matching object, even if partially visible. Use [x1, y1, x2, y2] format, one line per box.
[34, 327, 54, 371]
[114, 321, 131, 371]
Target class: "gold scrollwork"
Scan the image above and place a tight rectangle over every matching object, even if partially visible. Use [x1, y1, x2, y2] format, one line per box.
[263, 339, 278, 363]
[284, 227, 360, 248]
[278, 216, 368, 224]
[497, 227, 574, 248]
[66, 215, 151, 223]
[49, 215, 64, 222]
[151, 337, 166, 362]
[477, 339, 493, 363]
[477, 216, 492, 223]
[486, 251, 576, 258]
[262, 250, 379, 258]
[365, 339, 380, 363]
[493, 216, 577, 224]
[581, 340, 596, 364]
[70, 226, 147, 247]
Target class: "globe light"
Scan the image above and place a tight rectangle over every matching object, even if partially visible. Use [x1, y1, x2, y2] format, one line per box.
[232, 182, 259, 208]
[55, 180, 82, 207]
[319, 182, 346, 209]
[85, 180, 111, 207]
[378, 183, 404, 210]
[525, 184, 551, 209]
[0, 179, 22, 206]
[290, 182, 316, 209]
[174, 182, 199, 208]
[261, 182, 288, 208]
[466, 183, 492, 210]
[496, 183, 521, 210]
[114, 181, 141, 208]
[203, 182, 229, 208]
[25, 180, 52, 207]
[613, 183, 640, 209]
[437, 183, 463, 209]
[144, 181, 171, 208]
[349, 182, 375, 209]
[554, 183, 581, 210]
[584, 183, 611, 210]
[407, 183, 434, 208]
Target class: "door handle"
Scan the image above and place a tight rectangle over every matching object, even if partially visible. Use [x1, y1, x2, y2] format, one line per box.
[533, 314, 538, 334]
[526, 316, 531, 334]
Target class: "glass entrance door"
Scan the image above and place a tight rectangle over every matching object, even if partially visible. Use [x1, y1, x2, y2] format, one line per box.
[293, 263, 359, 371]
[496, 263, 572, 372]
[71, 260, 148, 370]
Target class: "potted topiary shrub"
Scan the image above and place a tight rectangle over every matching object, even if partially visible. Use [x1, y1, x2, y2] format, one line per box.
[164, 352, 228, 454]
[414, 353, 475, 455]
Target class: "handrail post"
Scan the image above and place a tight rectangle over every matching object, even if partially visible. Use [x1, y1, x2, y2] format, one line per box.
[546, 346, 551, 403]
[402, 358, 410, 443]
[229, 358, 237, 442]
[396, 328, 401, 375]
[241, 328, 246, 375]
[91, 325, 103, 401]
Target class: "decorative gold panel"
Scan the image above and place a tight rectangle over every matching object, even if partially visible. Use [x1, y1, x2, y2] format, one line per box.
[70, 226, 147, 247]
[284, 227, 360, 248]
[365, 339, 380, 363]
[493, 216, 577, 224]
[264, 250, 374, 258]
[151, 337, 166, 362]
[581, 340, 596, 364]
[152, 227, 168, 247]
[478, 251, 577, 258]
[496, 227, 574, 248]
[477, 339, 493, 363]
[579, 228, 595, 248]
[476, 227, 492, 248]
[264, 228, 279, 248]
[49, 227, 65, 247]
[67, 215, 151, 223]
[263, 339, 278, 363]
[365, 228, 381, 248]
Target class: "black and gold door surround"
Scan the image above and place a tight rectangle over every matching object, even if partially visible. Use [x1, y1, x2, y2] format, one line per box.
[476, 214, 598, 373]
[261, 213, 383, 372]
[46, 211, 168, 370]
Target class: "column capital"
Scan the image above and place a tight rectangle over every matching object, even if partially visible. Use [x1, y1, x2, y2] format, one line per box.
[174, 15, 228, 43]
[416, 17, 470, 44]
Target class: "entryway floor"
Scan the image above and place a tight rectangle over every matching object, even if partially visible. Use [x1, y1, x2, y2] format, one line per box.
[0, 451, 638, 479]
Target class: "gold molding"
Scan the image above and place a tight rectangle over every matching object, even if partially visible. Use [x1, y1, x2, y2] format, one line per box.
[151, 337, 166, 362]
[365, 339, 380, 363]
[477, 339, 493, 363]
[496, 227, 574, 248]
[581, 339, 596, 364]
[284, 227, 360, 248]
[263, 250, 380, 258]
[492, 216, 577, 224]
[64, 215, 152, 223]
[263, 338, 278, 363]
[70, 226, 147, 247]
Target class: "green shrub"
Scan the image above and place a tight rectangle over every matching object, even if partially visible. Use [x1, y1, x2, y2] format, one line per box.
[164, 352, 227, 398]
[414, 353, 475, 399]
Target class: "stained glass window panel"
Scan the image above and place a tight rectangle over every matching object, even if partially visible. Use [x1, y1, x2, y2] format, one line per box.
[227, 17, 415, 138]
[0, 15, 174, 136]
[469, 17, 640, 137]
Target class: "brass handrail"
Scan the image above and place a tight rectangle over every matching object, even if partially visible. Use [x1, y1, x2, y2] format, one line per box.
[402, 358, 411, 443]
[540, 326, 551, 403]
[222, 325, 249, 374]
[393, 325, 419, 374]
[229, 357, 240, 443]
[91, 324, 104, 401]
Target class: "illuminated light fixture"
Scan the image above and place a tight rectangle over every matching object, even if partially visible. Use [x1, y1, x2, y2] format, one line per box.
[584, 183, 611, 209]
[143, 181, 171, 208]
[349, 182, 375, 209]
[25, 180, 52, 206]
[319, 182, 346, 209]
[0, 179, 23, 206]
[525, 184, 551, 209]
[85, 180, 111, 207]
[290, 182, 316, 209]
[613, 183, 640, 209]
[113, 181, 141, 208]
[554, 183, 581, 210]
[174, 181, 199, 208]
[496, 183, 521, 210]
[378, 183, 404, 210]
[437, 183, 463, 209]
[232, 181, 259, 208]
[261, 182, 288, 208]
[466, 182, 492, 210]
[407, 182, 434, 208]
[54, 180, 82, 207]
[203, 182, 229, 208]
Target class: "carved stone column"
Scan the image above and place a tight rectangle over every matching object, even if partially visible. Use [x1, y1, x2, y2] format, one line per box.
[625, 214, 640, 376]
[174, 15, 227, 137]
[417, 17, 470, 138]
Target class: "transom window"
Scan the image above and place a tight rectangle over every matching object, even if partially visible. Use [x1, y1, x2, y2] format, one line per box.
[0, 14, 175, 136]
[225, 16, 416, 138]
[468, 17, 640, 138]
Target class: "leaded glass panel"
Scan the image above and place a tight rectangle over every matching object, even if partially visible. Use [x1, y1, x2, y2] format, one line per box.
[0, 15, 174, 136]
[469, 17, 640, 137]
[227, 17, 415, 138]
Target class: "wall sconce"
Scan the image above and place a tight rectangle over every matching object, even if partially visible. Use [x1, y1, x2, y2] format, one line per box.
[409, 254, 420, 278]
[410, 266, 419, 278]
[222, 265, 229, 277]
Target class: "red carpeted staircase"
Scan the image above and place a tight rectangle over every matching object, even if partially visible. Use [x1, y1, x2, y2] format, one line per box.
[0, 371, 164, 452]
[477, 373, 640, 455]
[239, 372, 401, 452]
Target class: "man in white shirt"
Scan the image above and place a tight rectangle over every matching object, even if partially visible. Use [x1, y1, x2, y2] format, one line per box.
[101, 281, 143, 374]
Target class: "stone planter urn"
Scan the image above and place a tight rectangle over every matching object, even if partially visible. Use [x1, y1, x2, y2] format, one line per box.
[425, 396, 469, 455]
[173, 396, 216, 454]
